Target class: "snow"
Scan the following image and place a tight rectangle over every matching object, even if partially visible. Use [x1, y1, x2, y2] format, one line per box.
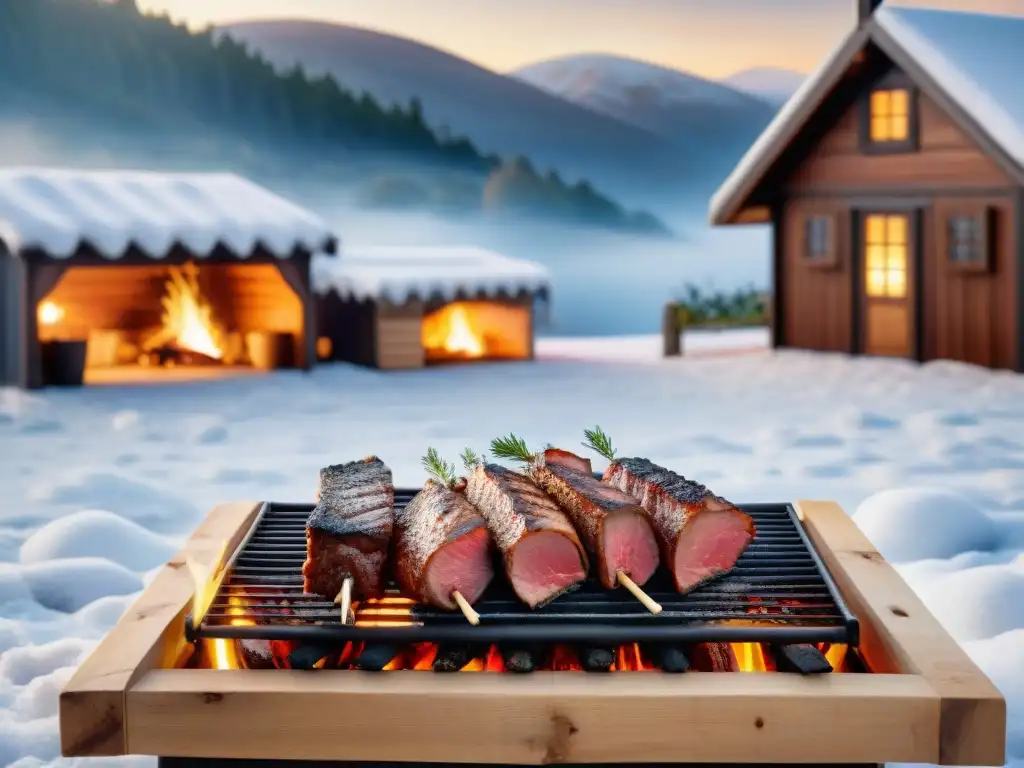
[312, 245, 550, 303]
[875, 6, 1024, 170]
[0, 333, 1023, 767]
[0, 168, 335, 259]
[710, 5, 1024, 225]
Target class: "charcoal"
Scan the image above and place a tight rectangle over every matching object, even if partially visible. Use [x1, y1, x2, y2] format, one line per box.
[499, 642, 542, 674]
[432, 643, 486, 672]
[287, 643, 336, 670]
[579, 645, 615, 672]
[644, 643, 690, 673]
[772, 644, 833, 675]
[355, 643, 401, 671]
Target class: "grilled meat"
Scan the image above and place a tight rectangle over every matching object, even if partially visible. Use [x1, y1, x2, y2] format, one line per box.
[302, 457, 395, 601]
[465, 463, 588, 608]
[542, 447, 593, 475]
[393, 479, 495, 610]
[531, 450, 659, 589]
[603, 457, 755, 593]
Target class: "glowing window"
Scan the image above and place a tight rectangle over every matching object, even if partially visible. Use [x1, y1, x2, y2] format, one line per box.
[869, 88, 910, 143]
[864, 214, 908, 299]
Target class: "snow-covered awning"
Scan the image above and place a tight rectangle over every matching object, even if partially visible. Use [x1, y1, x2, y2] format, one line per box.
[0, 168, 337, 260]
[710, 6, 1024, 226]
[313, 245, 550, 304]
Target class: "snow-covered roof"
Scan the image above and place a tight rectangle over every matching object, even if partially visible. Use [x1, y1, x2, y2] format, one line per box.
[313, 246, 550, 303]
[710, 6, 1024, 226]
[874, 6, 1024, 169]
[0, 168, 336, 260]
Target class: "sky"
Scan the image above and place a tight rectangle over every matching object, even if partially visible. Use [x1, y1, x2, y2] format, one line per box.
[137, 0, 1024, 78]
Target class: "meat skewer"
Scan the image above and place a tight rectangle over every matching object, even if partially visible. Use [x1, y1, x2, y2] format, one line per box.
[489, 435, 662, 614]
[465, 452, 588, 609]
[392, 448, 496, 624]
[582, 426, 756, 594]
[302, 457, 395, 618]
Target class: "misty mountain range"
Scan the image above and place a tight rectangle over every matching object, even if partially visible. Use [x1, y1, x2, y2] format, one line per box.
[220, 20, 805, 219]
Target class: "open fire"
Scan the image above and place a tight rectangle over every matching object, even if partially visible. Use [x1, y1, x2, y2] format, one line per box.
[140, 263, 227, 366]
[421, 301, 532, 363]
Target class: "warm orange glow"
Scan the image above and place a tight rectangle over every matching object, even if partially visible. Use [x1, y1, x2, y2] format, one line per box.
[422, 303, 485, 358]
[869, 88, 910, 142]
[824, 643, 848, 671]
[864, 214, 908, 299]
[355, 595, 418, 628]
[732, 643, 769, 672]
[210, 596, 254, 670]
[37, 301, 65, 326]
[144, 263, 225, 359]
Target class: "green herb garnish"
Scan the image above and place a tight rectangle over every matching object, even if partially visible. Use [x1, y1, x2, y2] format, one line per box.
[422, 446, 457, 487]
[582, 425, 617, 461]
[489, 433, 537, 465]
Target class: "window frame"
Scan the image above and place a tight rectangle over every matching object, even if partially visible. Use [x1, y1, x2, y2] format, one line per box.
[859, 74, 918, 154]
[863, 212, 910, 300]
[802, 213, 839, 269]
[945, 209, 994, 274]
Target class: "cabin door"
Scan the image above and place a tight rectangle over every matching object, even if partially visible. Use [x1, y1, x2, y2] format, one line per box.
[860, 212, 914, 358]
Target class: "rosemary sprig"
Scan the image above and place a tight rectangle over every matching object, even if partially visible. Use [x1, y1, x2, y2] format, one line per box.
[422, 446, 457, 487]
[489, 433, 537, 465]
[582, 425, 617, 461]
[460, 447, 485, 471]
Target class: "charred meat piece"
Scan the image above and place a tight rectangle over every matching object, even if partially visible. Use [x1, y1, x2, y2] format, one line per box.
[604, 458, 755, 593]
[465, 463, 588, 608]
[302, 457, 395, 601]
[394, 480, 495, 610]
[531, 449, 659, 589]
[542, 447, 593, 475]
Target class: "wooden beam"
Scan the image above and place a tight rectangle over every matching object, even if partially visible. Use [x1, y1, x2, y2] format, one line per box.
[796, 500, 1006, 766]
[127, 670, 938, 764]
[59, 501, 261, 757]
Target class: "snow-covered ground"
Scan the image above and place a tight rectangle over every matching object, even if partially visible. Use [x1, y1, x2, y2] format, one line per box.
[0, 332, 1022, 767]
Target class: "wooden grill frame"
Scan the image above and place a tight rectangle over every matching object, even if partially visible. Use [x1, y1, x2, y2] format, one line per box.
[59, 500, 1006, 766]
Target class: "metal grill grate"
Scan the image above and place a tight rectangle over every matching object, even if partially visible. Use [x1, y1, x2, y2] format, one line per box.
[189, 492, 860, 645]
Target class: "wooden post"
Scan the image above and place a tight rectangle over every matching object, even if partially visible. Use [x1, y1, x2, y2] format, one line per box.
[661, 302, 681, 357]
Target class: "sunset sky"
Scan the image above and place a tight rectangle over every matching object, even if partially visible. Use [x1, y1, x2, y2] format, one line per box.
[137, 0, 1024, 78]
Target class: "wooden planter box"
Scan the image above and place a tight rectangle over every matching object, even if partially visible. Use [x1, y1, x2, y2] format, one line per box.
[59, 500, 1005, 765]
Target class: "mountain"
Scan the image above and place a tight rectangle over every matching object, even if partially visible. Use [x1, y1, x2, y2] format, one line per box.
[218, 21, 682, 208]
[0, 0, 666, 235]
[510, 53, 778, 189]
[722, 67, 806, 104]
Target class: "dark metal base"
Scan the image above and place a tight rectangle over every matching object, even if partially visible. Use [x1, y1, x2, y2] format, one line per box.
[158, 761, 884, 767]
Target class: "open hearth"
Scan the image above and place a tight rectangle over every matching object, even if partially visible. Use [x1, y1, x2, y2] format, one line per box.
[314, 246, 549, 370]
[59, 497, 1006, 766]
[0, 168, 336, 388]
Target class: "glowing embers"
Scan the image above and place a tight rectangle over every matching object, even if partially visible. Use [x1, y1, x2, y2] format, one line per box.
[421, 301, 531, 363]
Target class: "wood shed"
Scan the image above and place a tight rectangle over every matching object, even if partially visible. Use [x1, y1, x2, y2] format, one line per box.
[314, 246, 550, 370]
[0, 168, 337, 387]
[709, 0, 1024, 371]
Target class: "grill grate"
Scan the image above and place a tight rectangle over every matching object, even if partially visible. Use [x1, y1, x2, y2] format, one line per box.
[189, 492, 860, 645]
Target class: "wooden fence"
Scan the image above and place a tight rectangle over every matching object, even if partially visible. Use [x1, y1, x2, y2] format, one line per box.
[661, 297, 770, 357]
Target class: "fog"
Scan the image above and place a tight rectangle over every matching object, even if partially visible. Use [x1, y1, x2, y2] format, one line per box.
[0, 121, 770, 337]
[320, 206, 770, 337]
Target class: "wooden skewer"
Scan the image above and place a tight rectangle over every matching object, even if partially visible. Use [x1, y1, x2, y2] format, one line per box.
[333, 576, 354, 625]
[617, 570, 663, 615]
[452, 590, 480, 626]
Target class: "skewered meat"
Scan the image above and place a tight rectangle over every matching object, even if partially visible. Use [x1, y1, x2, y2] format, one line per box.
[465, 463, 588, 608]
[603, 457, 755, 593]
[302, 457, 395, 601]
[393, 479, 495, 610]
[542, 448, 592, 475]
[531, 450, 659, 589]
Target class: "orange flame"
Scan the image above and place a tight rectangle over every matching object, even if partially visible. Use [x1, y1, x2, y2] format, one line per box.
[422, 303, 485, 358]
[144, 263, 225, 359]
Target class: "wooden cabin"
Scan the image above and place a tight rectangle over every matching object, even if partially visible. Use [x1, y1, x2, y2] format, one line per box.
[0, 168, 337, 387]
[314, 246, 550, 370]
[710, 0, 1024, 371]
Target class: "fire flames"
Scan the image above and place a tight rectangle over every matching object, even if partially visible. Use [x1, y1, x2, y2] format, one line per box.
[422, 303, 485, 358]
[143, 263, 225, 359]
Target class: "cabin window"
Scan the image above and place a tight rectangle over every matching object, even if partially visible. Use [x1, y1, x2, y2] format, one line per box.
[804, 215, 835, 263]
[864, 214, 908, 298]
[947, 213, 992, 270]
[865, 87, 915, 149]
